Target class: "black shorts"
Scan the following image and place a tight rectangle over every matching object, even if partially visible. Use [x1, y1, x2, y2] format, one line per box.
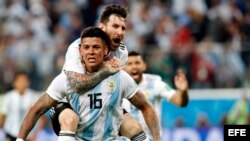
[50, 102, 72, 136]
[5, 133, 16, 141]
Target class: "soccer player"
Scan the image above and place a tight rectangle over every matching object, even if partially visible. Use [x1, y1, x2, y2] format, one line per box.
[0, 72, 46, 141]
[16, 27, 160, 141]
[123, 51, 189, 140]
[52, 4, 146, 141]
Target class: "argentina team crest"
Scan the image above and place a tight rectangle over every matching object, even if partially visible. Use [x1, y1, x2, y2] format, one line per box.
[106, 80, 116, 94]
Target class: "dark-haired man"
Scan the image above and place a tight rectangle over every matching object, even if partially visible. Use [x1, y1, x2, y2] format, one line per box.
[123, 51, 189, 140]
[16, 27, 160, 141]
[0, 72, 45, 141]
[52, 4, 148, 141]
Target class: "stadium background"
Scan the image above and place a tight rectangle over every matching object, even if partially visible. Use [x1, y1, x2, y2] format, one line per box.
[0, 0, 250, 141]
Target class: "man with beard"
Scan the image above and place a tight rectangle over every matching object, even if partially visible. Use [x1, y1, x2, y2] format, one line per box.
[123, 51, 189, 140]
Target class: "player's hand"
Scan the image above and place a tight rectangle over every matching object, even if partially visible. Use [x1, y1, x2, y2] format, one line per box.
[174, 69, 188, 91]
[104, 56, 121, 74]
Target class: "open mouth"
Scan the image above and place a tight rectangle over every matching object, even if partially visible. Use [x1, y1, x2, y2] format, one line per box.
[88, 57, 96, 62]
[112, 38, 121, 47]
[131, 71, 139, 77]
[113, 38, 121, 43]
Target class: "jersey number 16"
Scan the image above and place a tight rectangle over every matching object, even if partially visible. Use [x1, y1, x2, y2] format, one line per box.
[88, 93, 102, 109]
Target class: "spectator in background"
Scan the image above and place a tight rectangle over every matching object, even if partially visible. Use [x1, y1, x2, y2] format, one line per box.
[1, 0, 250, 93]
[191, 40, 215, 88]
[196, 113, 210, 141]
[0, 71, 46, 141]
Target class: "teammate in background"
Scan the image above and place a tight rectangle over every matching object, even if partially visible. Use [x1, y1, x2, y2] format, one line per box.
[0, 71, 46, 141]
[51, 4, 147, 141]
[123, 51, 189, 140]
[16, 27, 160, 141]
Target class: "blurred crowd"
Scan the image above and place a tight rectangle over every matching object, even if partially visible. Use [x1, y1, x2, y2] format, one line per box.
[1, 0, 250, 93]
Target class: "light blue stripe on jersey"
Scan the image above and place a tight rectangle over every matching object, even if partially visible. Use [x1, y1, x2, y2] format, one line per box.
[69, 92, 80, 114]
[19, 97, 26, 125]
[8, 98, 14, 130]
[102, 73, 121, 140]
[80, 84, 102, 140]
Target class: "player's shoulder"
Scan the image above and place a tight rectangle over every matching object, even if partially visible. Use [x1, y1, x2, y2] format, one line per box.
[119, 42, 126, 50]
[143, 73, 162, 81]
[55, 72, 67, 81]
[69, 38, 81, 48]
[2, 89, 19, 101]
[115, 70, 130, 78]
[117, 42, 128, 53]
[4, 90, 16, 97]
[115, 70, 126, 76]
[50, 72, 67, 87]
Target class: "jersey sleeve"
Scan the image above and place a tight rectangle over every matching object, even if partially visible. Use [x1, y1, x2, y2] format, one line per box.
[120, 70, 139, 99]
[158, 80, 176, 101]
[118, 43, 128, 67]
[110, 43, 128, 67]
[63, 38, 86, 73]
[46, 73, 67, 101]
[122, 98, 132, 113]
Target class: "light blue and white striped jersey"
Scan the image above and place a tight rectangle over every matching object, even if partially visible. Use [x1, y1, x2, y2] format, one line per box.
[122, 73, 176, 140]
[47, 70, 138, 141]
[63, 38, 128, 73]
[0, 89, 40, 137]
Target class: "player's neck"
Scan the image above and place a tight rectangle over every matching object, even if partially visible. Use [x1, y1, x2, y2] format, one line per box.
[85, 64, 103, 73]
[110, 46, 118, 51]
[16, 89, 26, 95]
[86, 67, 99, 73]
[135, 77, 143, 84]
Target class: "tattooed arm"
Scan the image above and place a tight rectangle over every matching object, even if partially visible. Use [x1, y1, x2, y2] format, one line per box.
[17, 93, 57, 140]
[129, 91, 160, 141]
[65, 57, 120, 94]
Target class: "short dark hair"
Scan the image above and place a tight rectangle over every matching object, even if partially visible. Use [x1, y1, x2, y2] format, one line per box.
[13, 71, 29, 81]
[128, 51, 141, 56]
[80, 27, 111, 49]
[100, 4, 128, 23]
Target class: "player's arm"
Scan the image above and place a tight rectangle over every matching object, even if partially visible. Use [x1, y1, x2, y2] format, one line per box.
[0, 95, 7, 128]
[0, 114, 5, 128]
[129, 91, 160, 141]
[27, 115, 48, 141]
[170, 69, 189, 107]
[65, 57, 120, 94]
[17, 93, 57, 140]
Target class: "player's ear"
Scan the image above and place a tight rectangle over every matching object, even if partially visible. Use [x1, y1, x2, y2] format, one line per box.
[104, 46, 109, 56]
[99, 23, 105, 30]
[142, 62, 147, 72]
[79, 45, 82, 56]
